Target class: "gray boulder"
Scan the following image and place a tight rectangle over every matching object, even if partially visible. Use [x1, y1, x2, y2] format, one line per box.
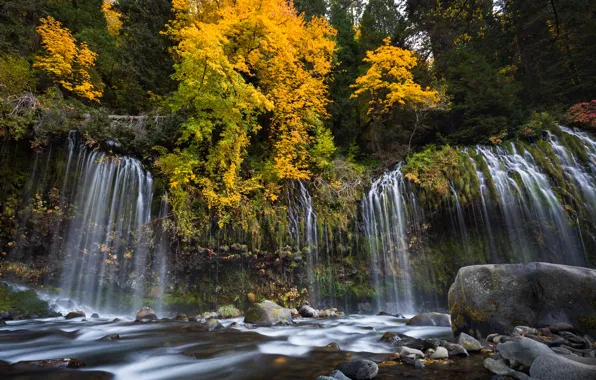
[530, 354, 596, 380]
[336, 359, 378, 380]
[244, 300, 292, 326]
[458, 332, 483, 351]
[449, 262, 596, 337]
[135, 307, 157, 321]
[406, 312, 451, 327]
[497, 336, 554, 370]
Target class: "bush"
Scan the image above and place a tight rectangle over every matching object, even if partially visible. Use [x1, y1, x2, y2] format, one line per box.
[518, 111, 558, 138]
[567, 100, 596, 129]
[0, 55, 35, 98]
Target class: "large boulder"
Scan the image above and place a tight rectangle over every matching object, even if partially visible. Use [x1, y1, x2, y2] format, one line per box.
[406, 312, 451, 327]
[530, 354, 596, 380]
[449, 262, 596, 337]
[244, 300, 292, 326]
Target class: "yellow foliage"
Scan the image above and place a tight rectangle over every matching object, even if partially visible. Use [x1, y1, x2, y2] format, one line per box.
[34, 16, 103, 101]
[351, 38, 438, 115]
[161, 0, 336, 229]
[102, 0, 123, 35]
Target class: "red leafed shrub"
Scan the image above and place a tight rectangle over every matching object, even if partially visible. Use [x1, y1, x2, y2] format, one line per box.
[567, 100, 596, 129]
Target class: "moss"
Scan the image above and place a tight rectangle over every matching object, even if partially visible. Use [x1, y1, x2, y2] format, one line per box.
[0, 284, 49, 318]
[577, 316, 596, 331]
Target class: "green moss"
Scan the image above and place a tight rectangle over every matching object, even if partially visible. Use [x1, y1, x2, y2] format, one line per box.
[0, 284, 49, 318]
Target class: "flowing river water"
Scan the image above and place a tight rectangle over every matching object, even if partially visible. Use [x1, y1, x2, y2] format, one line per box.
[0, 312, 494, 380]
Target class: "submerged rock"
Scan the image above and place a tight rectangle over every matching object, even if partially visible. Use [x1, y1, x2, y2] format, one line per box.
[65, 311, 86, 319]
[530, 353, 596, 380]
[336, 359, 378, 380]
[406, 312, 450, 327]
[99, 334, 121, 341]
[449, 263, 596, 337]
[135, 307, 157, 321]
[12, 358, 86, 369]
[244, 300, 292, 326]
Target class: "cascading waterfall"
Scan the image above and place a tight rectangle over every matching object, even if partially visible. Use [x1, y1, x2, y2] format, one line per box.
[58, 133, 156, 313]
[362, 164, 416, 314]
[289, 182, 321, 306]
[475, 142, 585, 265]
[364, 126, 596, 311]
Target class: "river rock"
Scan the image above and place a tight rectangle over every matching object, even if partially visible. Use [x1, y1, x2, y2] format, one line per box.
[406, 312, 451, 327]
[65, 311, 86, 319]
[244, 300, 292, 326]
[497, 336, 554, 370]
[336, 359, 378, 380]
[423, 338, 442, 350]
[397, 346, 425, 359]
[91, 313, 100, 318]
[0, 311, 13, 321]
[530, 354, 596, 380]
[449, 263, 596, 337]
[514, 326, 538, 335]
[431, 346, 449, 359]
[441, 341, 469, 357]
[135, 307, 157, 321]
[380, 332, 402, 346]
[299, 305, 318, 318]
[552, 346, 575, 355]
[175, 313, 189, 321]
[328, 369, 350, 380]
[484, 357, 531, 380]
[549, 323, 576, 333]
[99, 333, 120, 341]
[458, 332, 483, 351]
[12, 358, 86, 369]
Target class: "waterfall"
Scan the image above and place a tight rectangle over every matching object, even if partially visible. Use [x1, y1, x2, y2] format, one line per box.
[54, 133, 158, 314]
[364, 126, 596, 311]
[289, 182, 321, 306]
[362, 164, 416, 314]
[475, 142, 585, 266]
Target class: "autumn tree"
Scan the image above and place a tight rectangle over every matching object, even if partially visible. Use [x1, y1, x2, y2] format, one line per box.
[34, 16, 103, 101]
[352, 38, 438, 116]
[158, 0, 336, 234]
[102, 0, 123, 35]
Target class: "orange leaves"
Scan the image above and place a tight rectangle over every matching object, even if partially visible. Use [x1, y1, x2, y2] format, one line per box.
[351, 37, 438, 116]
[34, 17, 103, 101]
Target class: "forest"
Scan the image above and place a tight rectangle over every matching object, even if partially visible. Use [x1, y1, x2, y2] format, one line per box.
[1, 1, 596, 379]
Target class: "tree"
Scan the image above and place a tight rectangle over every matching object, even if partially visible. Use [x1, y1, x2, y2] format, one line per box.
[159, 0, 337, 232]
[34, 16, 103, 101]
[351, 38, 438, 117]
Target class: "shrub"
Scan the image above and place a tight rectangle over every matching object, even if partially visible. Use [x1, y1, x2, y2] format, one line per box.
[567, 100, 596, 129]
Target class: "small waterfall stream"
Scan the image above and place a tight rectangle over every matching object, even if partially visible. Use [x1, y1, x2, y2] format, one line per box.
[59, 134, 155, 313]
[362, 165, 416, 314]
